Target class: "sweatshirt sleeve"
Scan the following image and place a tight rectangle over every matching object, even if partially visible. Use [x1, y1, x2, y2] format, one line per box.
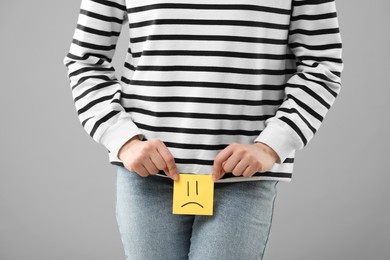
[63, 0, 143, 160]
[254, 0, 344, 163]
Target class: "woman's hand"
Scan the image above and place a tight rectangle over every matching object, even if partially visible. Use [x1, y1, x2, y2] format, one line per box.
[211, 142, 280, 182]
[118, 137, 180, 181]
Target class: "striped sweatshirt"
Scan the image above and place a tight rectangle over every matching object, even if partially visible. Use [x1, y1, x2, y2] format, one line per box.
[63, 0, 343, 183]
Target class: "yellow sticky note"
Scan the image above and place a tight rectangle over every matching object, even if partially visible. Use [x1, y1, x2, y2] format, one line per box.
[172, 174, 214, 216]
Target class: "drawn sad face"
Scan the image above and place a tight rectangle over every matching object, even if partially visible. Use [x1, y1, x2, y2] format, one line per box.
[172, 174, 214, 216]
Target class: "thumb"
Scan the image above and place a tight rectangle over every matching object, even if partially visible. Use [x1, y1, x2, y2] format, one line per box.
[212, 162, 226, 182]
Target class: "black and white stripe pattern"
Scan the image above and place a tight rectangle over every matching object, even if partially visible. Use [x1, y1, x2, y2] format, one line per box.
[64, 0, 343, 182]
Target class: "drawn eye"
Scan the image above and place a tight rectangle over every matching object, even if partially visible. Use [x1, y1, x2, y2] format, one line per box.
[187, 181, 199, 196]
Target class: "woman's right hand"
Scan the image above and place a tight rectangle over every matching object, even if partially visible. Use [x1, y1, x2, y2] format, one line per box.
[118, 137, 180, 181]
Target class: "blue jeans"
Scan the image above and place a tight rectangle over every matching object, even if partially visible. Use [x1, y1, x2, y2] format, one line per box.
[115, 166, 279, 260]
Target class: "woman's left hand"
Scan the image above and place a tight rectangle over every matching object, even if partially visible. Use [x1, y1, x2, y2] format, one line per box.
[211, 142, 280, 182]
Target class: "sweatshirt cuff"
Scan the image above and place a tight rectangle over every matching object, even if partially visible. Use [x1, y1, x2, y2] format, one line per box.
[254, 121, 299, 164]
[100, 118, 144, 160]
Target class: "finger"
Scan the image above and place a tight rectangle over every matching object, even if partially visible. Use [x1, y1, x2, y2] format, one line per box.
[217, 164, 226, 180]
[231, 157, 250, 176]
[242, 163, 258, 178]
[155, 141, 179, 180]
[221, 153, 241, 173]
[150, 150, 168, 172]
[143, 157, 159, 175]
[212, 145, 234, 181]
[135, 165, 150, 177]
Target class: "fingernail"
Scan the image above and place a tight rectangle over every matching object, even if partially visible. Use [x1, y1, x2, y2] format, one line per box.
[173, 173, 179, 181]
[212, 175, 217, 182]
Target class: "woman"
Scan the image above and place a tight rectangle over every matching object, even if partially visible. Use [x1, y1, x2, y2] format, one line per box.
[63, 0, 343, 259]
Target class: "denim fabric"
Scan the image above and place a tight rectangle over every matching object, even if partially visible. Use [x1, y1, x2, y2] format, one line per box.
[115, 166, 279, 260]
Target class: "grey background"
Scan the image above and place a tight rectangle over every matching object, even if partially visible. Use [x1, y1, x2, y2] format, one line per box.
[0, 0, 389, 259]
